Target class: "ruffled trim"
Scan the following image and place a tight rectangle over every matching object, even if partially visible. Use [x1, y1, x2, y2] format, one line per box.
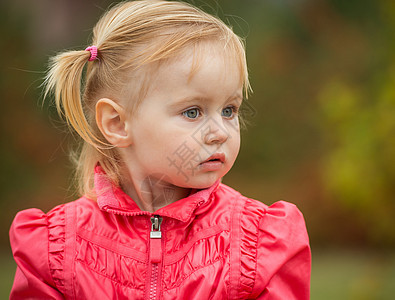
[238, 198, 267, 298]
[236, 199, 309, 299]
[249, 201, 311, 299]
[47, 204, 67, 294]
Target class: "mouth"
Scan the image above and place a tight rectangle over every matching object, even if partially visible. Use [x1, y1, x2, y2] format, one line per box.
[200, 153, 225, 165]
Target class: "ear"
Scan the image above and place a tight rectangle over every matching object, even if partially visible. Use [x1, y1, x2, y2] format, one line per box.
[96, 98, 132, 148]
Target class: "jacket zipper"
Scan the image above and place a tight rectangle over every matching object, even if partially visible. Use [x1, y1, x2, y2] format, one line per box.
[149, 215, 163, 300]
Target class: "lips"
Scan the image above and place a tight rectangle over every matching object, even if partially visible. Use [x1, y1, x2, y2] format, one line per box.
[198, 153, 226, 172]
[201, 153, 225, 164]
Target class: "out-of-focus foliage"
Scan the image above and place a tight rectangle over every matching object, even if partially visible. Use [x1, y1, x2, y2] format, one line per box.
[317, 0, 395, 246]
[0, 0, 394, 251]
[320, 78, 395, 245]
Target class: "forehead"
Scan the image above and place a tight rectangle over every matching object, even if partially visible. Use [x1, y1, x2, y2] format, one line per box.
[155, 41, 242, 85]
[137, 43, 243, 110]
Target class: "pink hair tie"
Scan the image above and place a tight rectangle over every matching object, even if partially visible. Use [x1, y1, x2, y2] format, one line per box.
[85, 46, 98, 61]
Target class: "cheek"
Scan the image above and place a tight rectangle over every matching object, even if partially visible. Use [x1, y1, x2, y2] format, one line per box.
[230, 118, 240, 132]
[141, 125, 195, 158]
[135, 120, 172, 145]
[226, 122, 241, 150]
[231, 134, 241, 157]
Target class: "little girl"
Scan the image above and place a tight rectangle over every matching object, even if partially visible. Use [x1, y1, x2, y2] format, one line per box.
[10, 1, 311, 299]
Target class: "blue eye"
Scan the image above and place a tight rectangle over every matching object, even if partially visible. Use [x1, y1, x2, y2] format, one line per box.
[183, 108, 200, 119]
[222, 106, 235, 118]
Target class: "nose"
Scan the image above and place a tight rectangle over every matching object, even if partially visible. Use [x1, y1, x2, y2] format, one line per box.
[203, 118, 229, 145]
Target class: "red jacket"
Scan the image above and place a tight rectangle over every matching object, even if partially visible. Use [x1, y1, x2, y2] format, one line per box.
[10, 167, 311, 299]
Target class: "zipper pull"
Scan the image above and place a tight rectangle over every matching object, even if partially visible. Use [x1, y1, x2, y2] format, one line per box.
[150, 215, 163, 263]
[150, 215, 162, 238]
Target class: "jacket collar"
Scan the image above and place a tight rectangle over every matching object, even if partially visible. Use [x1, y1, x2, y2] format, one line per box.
[94, 165, 220, 222]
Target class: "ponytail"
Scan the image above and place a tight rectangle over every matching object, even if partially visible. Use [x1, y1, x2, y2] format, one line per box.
[43, 50, 108, 148]
[43, 48, 120, 199]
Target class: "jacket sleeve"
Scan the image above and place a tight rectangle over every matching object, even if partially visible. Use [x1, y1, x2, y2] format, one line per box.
[250, 201, 311, 300]
[9, 208, 64, 299]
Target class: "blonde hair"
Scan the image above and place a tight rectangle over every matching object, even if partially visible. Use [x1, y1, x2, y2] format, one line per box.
[44, 0, 251, 198]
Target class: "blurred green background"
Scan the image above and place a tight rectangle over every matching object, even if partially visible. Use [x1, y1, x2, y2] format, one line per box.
[1, 0, 394, 298]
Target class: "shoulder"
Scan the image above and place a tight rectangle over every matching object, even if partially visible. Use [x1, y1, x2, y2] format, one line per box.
[9, 197, 97, 293]
[10, 201, 68, 247]
[248, 200, 311, 298]
[219, 182, 305, 227]
[218, 183, 308, 251]
[220, 184, 310, 298]
[10, 197, 97, 236]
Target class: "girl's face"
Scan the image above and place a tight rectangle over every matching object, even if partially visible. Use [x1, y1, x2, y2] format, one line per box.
[123, 44, 243, 189]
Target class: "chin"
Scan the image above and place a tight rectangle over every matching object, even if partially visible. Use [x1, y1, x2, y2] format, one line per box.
[182, 173, 224, 190]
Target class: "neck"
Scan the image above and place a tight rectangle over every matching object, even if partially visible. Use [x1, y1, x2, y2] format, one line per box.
[121, 173, 191, 213]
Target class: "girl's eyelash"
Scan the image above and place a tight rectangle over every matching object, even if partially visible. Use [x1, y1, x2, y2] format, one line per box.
[228, 105, 239, 113]
[181, 105, 240, 119]
[224, 105, 240, 117]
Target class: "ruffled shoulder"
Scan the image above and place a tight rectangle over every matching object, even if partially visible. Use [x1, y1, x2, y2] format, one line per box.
[47, 204, 67, 293]
[235, 199, 311, 299]
[10, 204, 68, 297]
